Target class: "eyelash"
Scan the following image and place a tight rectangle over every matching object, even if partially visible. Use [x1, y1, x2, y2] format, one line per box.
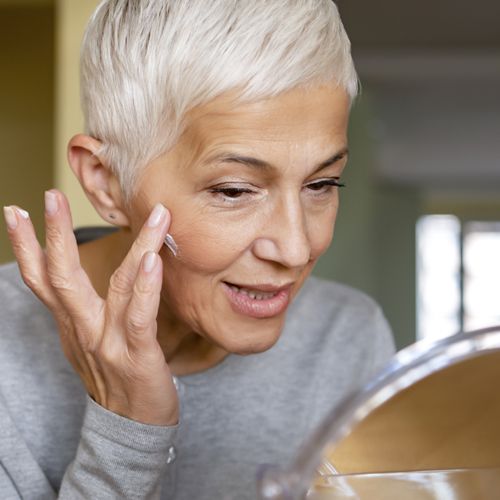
[209, 178, 345, 201]
[306, 178, 346, 192]
[209, 187, 254, 199]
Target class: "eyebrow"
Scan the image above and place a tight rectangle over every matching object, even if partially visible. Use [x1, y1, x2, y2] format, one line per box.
[204, 147, 349, 174]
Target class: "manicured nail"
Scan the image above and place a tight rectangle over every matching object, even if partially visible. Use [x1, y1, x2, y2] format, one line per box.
[45, 191, 59, 216]
[3, 206, 17, 229]
[17, 208, 30, 220]
[147, 203, 166, 228]
[143, 251, 157, 273]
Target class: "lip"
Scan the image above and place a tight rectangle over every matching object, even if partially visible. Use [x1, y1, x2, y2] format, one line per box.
[224, 281, 294, 293]
[222, 281, 293, 319]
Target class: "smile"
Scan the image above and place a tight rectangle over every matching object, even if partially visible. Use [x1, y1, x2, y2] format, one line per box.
[226, 284, 278, 300]
[222, 281, 292, 319]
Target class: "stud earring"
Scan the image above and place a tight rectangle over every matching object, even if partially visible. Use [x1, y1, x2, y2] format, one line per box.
[108, 213, 116, 220]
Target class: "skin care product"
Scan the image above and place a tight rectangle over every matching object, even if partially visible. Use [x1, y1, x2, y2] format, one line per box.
[164, 233, 178, 257]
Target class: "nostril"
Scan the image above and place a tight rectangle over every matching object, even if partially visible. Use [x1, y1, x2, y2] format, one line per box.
[252, 236, 311, 269]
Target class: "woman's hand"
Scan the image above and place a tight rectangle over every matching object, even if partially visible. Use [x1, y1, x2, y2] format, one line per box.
[3, 190, 179, 426]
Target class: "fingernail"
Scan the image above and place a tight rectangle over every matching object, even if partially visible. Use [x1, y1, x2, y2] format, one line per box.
[3, 206, 17, 229]
[45, 191, 59, 216]
[17, 208, 30, 220]
[143, 251, 157, 273]
[147, 203, 166, 228]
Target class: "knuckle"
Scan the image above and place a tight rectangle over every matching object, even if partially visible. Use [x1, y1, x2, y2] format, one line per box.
[21, 270, 41, 291]
[125, 310, 150, 334]
[133, 278, 154, 297]
[10, 237, 29, 257]
[48, 271, 74, 292]
[95, 340, 121, 368]
[45, 223, 65, 249]
[109, 268, 131, 295]
[134, 235, 152, 253]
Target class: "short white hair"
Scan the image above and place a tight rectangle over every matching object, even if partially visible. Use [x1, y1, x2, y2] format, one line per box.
[81, 0, 358, 200]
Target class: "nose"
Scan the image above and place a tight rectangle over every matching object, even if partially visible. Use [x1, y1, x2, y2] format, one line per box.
[252, 194, 311, 268]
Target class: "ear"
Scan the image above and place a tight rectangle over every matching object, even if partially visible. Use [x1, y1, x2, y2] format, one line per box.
[67, 134, 130, 227]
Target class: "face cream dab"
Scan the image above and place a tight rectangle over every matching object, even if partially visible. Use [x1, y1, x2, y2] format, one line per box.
[164, 233, 179, 257]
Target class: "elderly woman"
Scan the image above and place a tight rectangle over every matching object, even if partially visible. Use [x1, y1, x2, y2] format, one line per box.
[1, 1, 394, 499]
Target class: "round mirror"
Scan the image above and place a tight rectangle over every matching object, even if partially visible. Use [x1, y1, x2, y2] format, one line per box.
[258, 326, 500, 500]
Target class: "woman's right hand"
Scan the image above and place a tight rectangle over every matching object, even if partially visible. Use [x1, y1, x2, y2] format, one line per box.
[3, 190, 179, 426]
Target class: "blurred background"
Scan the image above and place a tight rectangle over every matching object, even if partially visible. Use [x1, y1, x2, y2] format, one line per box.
[0, 0, 499, 349]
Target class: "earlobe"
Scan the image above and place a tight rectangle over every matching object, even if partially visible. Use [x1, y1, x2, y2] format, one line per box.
[67, 134, 130, 227]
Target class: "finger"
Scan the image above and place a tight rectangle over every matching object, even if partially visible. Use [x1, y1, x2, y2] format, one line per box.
[3, 205, 61, 311]
[124, 251, 163, 353]
[43, 190, 102, 322]
[3, 205, 99, 375]
[107, 203, 170, 314]
[4, 204, 105, 399]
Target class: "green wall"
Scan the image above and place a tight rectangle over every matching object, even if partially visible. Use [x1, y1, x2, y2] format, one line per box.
[313, 93, 419, 349]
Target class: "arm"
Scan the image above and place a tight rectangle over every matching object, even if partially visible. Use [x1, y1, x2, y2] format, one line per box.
[59, 397, 178, 499]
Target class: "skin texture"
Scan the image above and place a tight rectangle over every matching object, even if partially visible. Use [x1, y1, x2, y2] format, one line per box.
[4, 83, 350, 424]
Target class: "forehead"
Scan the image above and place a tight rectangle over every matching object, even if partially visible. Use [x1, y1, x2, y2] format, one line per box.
[178, 84, 350, 162]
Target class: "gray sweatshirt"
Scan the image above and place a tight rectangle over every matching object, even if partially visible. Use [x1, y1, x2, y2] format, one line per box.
[0, 261, 394, 499]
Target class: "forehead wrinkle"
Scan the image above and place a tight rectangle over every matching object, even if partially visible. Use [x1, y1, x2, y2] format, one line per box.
[176, 85, 349, 174]
[183, 95, 309, 155]
[198, 141, 348, 178]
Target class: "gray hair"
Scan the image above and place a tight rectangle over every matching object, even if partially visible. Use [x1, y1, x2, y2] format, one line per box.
[81, 0, 358, 200]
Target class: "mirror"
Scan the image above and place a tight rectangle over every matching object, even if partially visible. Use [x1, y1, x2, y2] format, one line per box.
[258, 326, 500, 500]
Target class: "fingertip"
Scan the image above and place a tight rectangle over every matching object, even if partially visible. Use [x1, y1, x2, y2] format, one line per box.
[3, 206, 18, 230]
[44, 190, 74, 228]
[44, 190, 59, 216]
[147, 204, 167, 229]
[16, 207, 30, 220]
[4, 206, 31, 231]
[146, 203, 172, 231]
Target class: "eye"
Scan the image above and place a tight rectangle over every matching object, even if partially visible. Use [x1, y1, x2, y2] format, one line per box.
[209, 184, 257, 202]
[212, 188, 252, 198]
[306, 177, 346, 193]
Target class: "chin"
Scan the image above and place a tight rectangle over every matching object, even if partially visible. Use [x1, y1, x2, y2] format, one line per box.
[210, 316, 285, 355]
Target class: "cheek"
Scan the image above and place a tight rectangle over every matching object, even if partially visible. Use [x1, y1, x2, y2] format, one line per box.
[168, 207, 257, 274]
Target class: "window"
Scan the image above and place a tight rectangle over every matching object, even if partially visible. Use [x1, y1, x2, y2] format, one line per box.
[417, 216, 500, 341]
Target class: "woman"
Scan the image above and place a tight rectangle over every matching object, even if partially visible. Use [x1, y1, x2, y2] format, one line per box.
[1, 1, 394, 499]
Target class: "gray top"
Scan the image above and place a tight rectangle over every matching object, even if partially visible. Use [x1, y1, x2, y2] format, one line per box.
[0, 261, 394, 500]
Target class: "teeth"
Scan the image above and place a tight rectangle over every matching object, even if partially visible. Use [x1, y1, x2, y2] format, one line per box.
[229, 284, 277, 300]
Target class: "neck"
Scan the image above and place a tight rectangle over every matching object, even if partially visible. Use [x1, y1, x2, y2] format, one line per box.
[155, 300, 228, 376]
[78, 228, 228, 376]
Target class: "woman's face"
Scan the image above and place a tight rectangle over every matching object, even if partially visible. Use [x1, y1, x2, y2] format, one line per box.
[129, 84, 350, 354]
